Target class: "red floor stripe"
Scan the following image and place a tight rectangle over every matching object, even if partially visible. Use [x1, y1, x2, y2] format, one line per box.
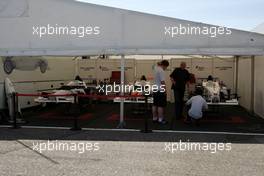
[202, 116, 246, 124]
[107, 114, 144, 121]
[78, 113, 94, 120]
[38, 112, 94, 120]
[108, 114, 246, 124]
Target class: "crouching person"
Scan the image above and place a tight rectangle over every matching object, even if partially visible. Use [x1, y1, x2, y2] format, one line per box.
[185, 88, 208, 126]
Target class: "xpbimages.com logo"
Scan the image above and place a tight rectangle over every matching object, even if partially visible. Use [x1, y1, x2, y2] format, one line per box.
[164, 24, 232, 38]
[32, 140, 100, 154]
[164, 140, 232, 154]
[97, 82, 166, 95]
[32, 24, 100, 38]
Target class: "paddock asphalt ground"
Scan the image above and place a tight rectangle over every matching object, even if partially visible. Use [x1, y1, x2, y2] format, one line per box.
[0, 126, 264, 176]
[0, 103, 264, 175]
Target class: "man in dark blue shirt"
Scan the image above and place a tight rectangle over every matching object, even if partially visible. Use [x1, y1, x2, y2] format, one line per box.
[170, 62, 190, 128]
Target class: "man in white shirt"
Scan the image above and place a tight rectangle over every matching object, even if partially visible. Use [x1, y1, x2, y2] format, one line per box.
[152, 60, 169, 124]
[185, 88, 208, 126]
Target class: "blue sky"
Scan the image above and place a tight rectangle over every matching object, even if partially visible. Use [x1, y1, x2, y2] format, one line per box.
[77, 0, 264, 31]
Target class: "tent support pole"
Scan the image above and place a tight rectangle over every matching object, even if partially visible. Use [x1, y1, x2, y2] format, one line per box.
[117, 54, 126, 128]
[250, 55, 255, 113]
[234, 56, 239, 94]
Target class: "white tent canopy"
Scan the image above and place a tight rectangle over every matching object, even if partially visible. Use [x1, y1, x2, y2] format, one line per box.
[1, 0, 264, 127]
[253, 23, 264, 34]
[0, 0, 264, 56]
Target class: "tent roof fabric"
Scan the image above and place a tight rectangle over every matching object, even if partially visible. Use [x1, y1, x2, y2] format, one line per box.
[253, 23, 264, 34]
[0, 0, 264, 56]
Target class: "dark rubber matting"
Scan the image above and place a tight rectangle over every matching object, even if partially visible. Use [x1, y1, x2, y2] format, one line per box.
[13, 103, 264, 133]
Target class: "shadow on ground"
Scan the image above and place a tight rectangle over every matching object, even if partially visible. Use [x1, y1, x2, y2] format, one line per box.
[0, 127, 263, 144]
[1, 103, 264, 144]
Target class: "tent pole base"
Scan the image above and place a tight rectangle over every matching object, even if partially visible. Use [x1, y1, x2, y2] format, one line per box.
[117, 121, 126, 129]
[140, 129, 153, 133]
[70, 127, 82, 131]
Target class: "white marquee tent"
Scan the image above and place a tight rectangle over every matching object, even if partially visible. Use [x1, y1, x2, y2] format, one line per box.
[1, 0, 264, 124]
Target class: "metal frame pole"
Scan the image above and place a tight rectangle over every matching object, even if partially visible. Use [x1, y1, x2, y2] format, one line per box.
[71, 94, 82, 131]
[117, 54, 126, 128]
[250, 56, 255, 113]
[11, 92, 20, 129]
[234, 56, 239, 95]
[141, 95, 152, 133]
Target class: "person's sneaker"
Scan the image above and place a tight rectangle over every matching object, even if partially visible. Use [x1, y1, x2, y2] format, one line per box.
[175, 117, 182, 121]
[158, 120, 168, 125]
[184, 119, 192, 125]
[195, 121, 201, 127]
[152, 119, 158, 123]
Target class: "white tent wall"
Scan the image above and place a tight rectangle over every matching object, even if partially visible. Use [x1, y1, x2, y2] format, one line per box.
[252, 23, 264, 118]
[77, 59, 97, 82]
[96, 59, 135, 84]
[0, 57, 76, 109]
[134, 57, 235, 102]
[135, 60, 157, 80]
[254, 56, 264, 118]
[237, 56, 264, 119]
[213, 58, 235, 91]
[170, 57, 235, 102]
[110, 56, 163, 60]
[0, 55, 237, 110]
[237, 57, 253, 111]
[191, 58, 213, 78]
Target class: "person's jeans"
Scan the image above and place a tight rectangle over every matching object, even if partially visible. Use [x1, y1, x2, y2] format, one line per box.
[173, 89, 185, 119]
[170, 89, 185, 129]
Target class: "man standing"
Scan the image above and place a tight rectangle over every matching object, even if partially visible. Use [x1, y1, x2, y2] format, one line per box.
[170, 62, 190, 126]
[152, 60, 169, 124]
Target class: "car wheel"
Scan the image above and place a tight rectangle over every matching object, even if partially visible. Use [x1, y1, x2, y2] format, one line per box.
[3, 58, 15, 74]
[39, 60, 48, 73]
